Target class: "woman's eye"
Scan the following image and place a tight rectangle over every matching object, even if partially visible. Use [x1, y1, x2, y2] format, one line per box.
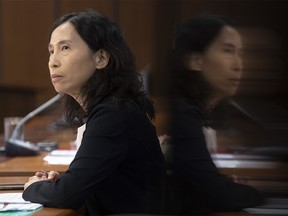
[223, 48, 234, 53]
[48, 50, 54, 55]
[62, 45, 69, 51]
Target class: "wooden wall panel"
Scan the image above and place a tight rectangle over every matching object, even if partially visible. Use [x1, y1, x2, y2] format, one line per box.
[118, 0, 156, 71]
[149, 0, 180, 97]
[0, 0, 287, 138]
[59, 0, 156, 71]
[0, 0, 54, 88]
[59, 0, 115, 20]
[0, 0, 56, 106]
[0, 0, 55, 133]
[0, 85, 36, 133]
[179, 0, 232, 23]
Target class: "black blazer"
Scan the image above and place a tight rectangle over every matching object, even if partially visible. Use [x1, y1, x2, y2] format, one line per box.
[23, 97, 167, 215]
[169, 97, 263, 214]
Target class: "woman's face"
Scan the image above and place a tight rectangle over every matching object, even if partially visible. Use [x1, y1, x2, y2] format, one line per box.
[190, 26, 243, 99]
[48, 22, 97, 99]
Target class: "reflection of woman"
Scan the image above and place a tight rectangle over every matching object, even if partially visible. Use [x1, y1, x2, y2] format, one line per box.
[23, 10, 166, 215]
[167, 15, 263, 214]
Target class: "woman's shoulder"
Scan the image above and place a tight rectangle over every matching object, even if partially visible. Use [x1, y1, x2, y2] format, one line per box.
[171, 97, 207, 135]
[84, 97, 130, 135]
[88, 97, 142, 120]
[85, 97, 150, 136]
[173, 97, 204, 118]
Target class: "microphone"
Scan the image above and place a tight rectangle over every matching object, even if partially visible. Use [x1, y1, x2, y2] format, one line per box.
[5, 94, 62, 156]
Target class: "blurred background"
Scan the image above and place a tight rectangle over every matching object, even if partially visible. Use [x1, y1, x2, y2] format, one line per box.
[1, 0, 288, 155]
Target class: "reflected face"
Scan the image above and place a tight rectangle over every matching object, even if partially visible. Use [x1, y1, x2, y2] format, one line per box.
[48, 22, 97, 99]
[199, 26, 243, 98]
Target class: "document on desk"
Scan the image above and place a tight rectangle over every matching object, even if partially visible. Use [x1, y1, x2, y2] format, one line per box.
[0, 193, 42, 211]
[244, 198, 288, 215]
[43, 149, 77, 165]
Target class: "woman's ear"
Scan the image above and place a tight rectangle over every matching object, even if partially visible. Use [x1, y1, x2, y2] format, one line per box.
[95, 49, 110, 69]
[185, 53, 203, 71]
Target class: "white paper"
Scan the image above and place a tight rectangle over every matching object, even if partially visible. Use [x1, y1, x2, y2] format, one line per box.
[43, 150, 77, 165]
[50, 150, 77, 156]
[0, 193, 29, 204]
[43, 155, 75, 165]
[0, 193, 42, 212]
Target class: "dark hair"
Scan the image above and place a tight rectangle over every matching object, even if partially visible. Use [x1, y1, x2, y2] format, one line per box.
[169, 14, 237, 109]
[50, 10, 154, 128]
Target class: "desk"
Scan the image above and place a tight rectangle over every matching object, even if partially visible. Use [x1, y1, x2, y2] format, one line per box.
[1, 116, 287, 215]
[0, 180, 83, 216]
[0, 152, 69, 177]
[0, 151, 82, 215]
[0, 111, 76, 176]
[0, 150, 248, 215]
[0, 152, 81, 215]
[0, 159, 249, 216]
[1, 163, 285, 215]
[212, 154, 288, 197]
[0, 114, 80, 215]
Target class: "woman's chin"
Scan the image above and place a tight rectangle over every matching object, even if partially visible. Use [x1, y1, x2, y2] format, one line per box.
[54, 88, 65, 95]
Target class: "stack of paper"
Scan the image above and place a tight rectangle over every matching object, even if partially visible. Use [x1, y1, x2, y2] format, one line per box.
[43, 150, 77, 165]
[0, 193, 42, 212]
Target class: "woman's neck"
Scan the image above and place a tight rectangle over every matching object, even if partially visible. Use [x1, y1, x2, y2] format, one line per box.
[73, 94, 86, 110]
[205, 95, 224, 113]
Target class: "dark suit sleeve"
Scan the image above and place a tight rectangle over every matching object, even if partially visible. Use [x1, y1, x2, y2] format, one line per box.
[22, 105, 128, 209]
[172, 105, 263, 211]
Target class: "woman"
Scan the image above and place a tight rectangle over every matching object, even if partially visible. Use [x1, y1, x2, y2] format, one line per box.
[166, 15, 264, 214]
[23, 10, 166, 215]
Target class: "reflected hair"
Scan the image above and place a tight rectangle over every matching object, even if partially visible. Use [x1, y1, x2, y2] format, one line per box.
[170, 14, 237, 109]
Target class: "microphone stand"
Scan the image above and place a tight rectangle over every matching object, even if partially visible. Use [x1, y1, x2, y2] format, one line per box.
[5, 94, 62, 156]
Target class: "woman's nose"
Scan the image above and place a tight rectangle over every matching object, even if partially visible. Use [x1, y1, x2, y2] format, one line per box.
[49, 54, 61, 69]
[234, 55, 243, 72]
